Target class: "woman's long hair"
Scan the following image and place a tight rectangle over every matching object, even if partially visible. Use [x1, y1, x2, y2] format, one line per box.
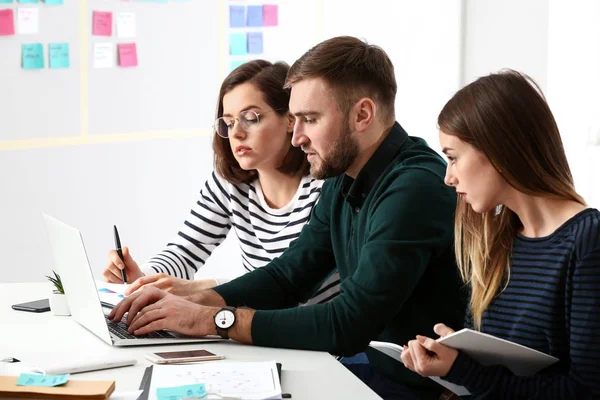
[438, 70, 585, 329]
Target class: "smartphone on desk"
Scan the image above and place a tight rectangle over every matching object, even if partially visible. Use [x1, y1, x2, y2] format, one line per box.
[11, 299, 50, 313]
[145, 349, 225, 364]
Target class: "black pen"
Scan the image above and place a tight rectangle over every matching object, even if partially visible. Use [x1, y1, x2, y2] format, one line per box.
[113, 225, 127, 284]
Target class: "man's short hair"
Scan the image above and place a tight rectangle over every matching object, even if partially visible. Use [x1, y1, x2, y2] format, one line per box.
[285, 36, 397, 122]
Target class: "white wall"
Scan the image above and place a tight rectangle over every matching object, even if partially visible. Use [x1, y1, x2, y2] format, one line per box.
[546, 0, 600, 208]
[0, 136, 242, 283]
[322, 0, 463, 152]
[462, 0, 599, 208]
[462, 0, 549, 89]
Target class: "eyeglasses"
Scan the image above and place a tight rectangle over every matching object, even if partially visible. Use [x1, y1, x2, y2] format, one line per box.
[213, 109, 283, 138]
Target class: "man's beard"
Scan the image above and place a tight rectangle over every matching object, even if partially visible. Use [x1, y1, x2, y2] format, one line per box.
[310, 122, 359, 180]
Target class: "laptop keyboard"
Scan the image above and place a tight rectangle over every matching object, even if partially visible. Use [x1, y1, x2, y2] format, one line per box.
[106, 316, 176, 340]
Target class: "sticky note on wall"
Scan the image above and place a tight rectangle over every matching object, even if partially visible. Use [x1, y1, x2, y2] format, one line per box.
[118, 43, 138, 67]
[229, 5, 244, 27]
[93, 10, 112, 36]
[49, 43, 69, 68]
[247, 32, 263, 54]
[263, 4, 278, 27]
[117, 12, 136, 38]
[93, 42, 113, 68]
[22, 43, 44, 69]
[0, 1, 14, 4]
[18, 0, 39, 3]
[246, 5, 262, 27]
[17, 7, 38, 34]
[45, 0, 64, 5]
[0, 9, 15, 35]
[229, 33, 247, 55]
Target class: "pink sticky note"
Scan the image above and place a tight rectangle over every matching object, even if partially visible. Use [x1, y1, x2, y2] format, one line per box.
[93, 10, 112, 36]
[263, 4, 278, 27]
[118, 43, 138, 67]
[0, 9, 15, 36]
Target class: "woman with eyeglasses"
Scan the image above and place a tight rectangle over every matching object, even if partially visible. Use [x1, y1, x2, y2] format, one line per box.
[102, 60, 340, 305]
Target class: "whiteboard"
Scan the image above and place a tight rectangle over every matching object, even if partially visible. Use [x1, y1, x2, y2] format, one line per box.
[87, 0, 220, 136]
[0, 0, 463, 283]
[0, 0, 323, 148]
[0, 2, 81, 141]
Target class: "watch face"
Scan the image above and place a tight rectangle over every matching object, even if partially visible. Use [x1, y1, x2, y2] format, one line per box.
[215, 309, 235, 329]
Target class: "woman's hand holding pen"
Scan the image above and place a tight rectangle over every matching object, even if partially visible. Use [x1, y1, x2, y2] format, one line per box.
[103, 246, 144, 284]
[401, 323, 458, 378]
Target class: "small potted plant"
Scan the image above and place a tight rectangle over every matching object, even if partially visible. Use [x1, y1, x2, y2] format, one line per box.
[46, 270, 70, 316]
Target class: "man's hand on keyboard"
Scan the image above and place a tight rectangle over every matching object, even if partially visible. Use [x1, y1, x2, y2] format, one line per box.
[108, 286, 218, 337]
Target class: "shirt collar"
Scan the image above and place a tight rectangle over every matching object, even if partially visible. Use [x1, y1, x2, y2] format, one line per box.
[341, 121, 409, 208]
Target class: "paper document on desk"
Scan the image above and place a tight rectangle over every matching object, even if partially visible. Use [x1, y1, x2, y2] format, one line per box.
[96, 280, 130, 308]
[148, 361, 282, 400]
[370, 329, 558, 396]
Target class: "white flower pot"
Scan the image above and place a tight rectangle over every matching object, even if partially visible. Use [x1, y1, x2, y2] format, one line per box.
[49, 292, 70, 316]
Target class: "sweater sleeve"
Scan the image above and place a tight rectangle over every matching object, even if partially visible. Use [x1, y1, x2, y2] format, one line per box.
[216, 168, 456, 356]
[443, 243, 600, 399]
[140, 172, 232, 280]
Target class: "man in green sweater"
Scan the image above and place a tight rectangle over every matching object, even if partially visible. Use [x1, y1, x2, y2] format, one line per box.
[110, 36, 464, 399]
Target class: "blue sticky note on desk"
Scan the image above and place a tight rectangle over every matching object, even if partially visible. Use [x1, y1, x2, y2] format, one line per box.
[45, 0, 64, 4]
[246, 5, 263, 27]
[229, 33, 247, 55]
[18, 0, 39, 3]
[229, 5, 245, 27]
[248, 32, 263, 54]
[22, 43, 44, 69]
[17, 373, 69, 387]
[0, 0, 13, 4]
[49, 43, 69, 68]
[156, 383, 206, 400]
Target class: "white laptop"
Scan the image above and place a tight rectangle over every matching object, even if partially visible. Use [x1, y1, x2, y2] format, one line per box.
[42, 213, 222, 347]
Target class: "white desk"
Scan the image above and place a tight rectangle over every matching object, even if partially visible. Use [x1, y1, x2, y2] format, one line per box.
[1, 283, 381, 400]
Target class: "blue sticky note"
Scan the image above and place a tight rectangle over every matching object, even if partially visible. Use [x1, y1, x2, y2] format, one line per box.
[18, 0, 39, 3]
[49, 43, 69, 68]
[247, 32, 263, 54]
[22, 43, 44, 69]
[0, 0, 13, 4]
[230, 59, 246, 72]
[17, 373, 69, 387]
[229, 33, 247, 55]
[156, 383, 206, 400]
[229, 5, 245, 27]
[246, 5, 263, 27]
[44, 0, 63, 4]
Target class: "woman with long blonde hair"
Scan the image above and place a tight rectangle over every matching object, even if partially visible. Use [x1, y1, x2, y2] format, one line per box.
[401, 70, 600, 399]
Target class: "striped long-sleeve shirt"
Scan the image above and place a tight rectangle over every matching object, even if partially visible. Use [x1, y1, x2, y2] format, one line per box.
[140, 171, 341, 304]
[444, 208, 600, 399]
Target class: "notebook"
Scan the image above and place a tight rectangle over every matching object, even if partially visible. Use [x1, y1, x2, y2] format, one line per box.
[370, 328, 559, 396]
[138, 361, 284, 400]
